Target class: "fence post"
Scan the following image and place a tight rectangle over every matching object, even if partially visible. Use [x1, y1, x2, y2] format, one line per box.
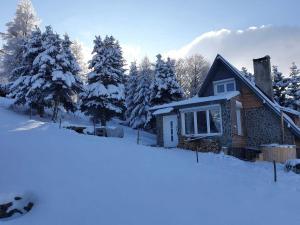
[137, 129, 140, 145]
[273, 160, 277, 182]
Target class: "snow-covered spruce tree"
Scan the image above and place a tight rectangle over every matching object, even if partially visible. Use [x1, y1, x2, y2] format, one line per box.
[150, 54, 183, 106]
[9, 27, 43, 111]
[125, 61, 139, 123]
[272, 65, 289, 107]
[286, 62, 300, 110]
[241, 67, 254, 82]
[129, 57, 152, 129]
[81, 35, 125, 126]
[0, 0, 39, 81]
[27, 27, 82, 120]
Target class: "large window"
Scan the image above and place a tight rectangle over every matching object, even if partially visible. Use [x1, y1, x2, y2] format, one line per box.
[181, 105, 222, 137]
[213, 78, 236, 95]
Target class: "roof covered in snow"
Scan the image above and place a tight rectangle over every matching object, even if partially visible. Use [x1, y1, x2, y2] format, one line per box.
[152, 107, 174, 115]
[150, 91, 240, 111]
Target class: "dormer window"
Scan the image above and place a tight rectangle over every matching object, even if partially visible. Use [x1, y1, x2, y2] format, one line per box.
[213, 78, 236, 95]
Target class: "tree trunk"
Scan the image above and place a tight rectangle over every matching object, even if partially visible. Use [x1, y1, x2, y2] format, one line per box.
[52, 99, 59, 122]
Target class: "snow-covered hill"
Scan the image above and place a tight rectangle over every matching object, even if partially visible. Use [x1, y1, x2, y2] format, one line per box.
[0, 98, 300, 225]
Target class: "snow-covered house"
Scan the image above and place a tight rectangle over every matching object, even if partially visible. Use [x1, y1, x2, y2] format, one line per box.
[150, 55, 300, 159]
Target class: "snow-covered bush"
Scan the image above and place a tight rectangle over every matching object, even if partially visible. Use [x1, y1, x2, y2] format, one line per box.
[284, 159, 300, 174]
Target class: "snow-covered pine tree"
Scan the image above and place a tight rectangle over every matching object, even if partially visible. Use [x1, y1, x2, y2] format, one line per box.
[27, 27, 82, 120]
[150, 54, 183, 106]
[0, 0, 40, 81]
[129, 57, 152, 129]
[9, 27, 43, 111]
[81, 35, 125, 126]
[241, 67, 254, 82]
[272, 65, 289, 107]
[286, 62, 300, 110]
[125, 61, 139, 122]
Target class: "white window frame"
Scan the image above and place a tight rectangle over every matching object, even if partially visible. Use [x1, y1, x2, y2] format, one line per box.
[213, 78, 236, 95]
[180, 104, 223, 137]
[236, 101, 243, 136]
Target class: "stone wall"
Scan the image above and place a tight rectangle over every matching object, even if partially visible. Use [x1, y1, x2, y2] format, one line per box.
[244, 106, 295, 147]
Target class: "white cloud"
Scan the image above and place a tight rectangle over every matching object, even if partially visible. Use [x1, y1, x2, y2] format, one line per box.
[166, 25, 300, 74]
[121, 44, 142, 66]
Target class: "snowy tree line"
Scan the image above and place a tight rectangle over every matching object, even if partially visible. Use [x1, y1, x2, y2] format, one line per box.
[0, 0, 184, 130]
[2, 0, 300, 131]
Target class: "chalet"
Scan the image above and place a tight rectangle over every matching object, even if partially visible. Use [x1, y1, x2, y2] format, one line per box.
[150, 55, 300, 160]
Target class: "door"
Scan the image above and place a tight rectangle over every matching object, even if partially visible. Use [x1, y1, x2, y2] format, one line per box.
[163, 115, 178, 147]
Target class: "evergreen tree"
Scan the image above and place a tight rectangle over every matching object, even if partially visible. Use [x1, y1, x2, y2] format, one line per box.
[27, 26, 82, 120]
[272, 65, 289, 106]
[125, 62, 138, 122]
[0, 0, 40, 81]
[129, 57, 152, 129]
[150, 54, 183, 106]
[241, 67, 254, 82]
[81, 35, 125, 126]
[286, 62, 300, 110]
[9, 27, 43, 113]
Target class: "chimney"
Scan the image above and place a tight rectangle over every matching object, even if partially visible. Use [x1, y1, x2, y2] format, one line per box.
[253, 55, 274, 101]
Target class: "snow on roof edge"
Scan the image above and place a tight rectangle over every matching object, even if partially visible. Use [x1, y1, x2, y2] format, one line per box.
[150, 91, 240, 111]
[152, 107, 174, 115]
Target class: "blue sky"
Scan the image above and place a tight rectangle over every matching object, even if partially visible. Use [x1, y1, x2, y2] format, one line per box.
[1, 0, 300, 72]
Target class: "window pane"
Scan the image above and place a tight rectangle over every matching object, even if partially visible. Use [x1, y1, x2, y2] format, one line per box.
[209, 109, 221, 133]
[197, 111, 207, 134]
[184, 112, 194, 135]
[226, 82, 235, 91]
[217, 84, 225, 93]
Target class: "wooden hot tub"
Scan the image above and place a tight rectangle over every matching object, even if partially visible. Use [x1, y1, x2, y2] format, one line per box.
[259, 144, 297, 163]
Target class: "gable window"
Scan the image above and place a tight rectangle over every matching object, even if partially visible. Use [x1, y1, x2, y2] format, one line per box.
[181, 105, 222, 137]
[213, 78, 236, 95]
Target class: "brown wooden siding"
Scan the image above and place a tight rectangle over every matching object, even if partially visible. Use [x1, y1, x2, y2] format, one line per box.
[239, 84, 263, 109]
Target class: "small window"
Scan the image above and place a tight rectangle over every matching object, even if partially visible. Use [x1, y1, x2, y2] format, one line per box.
[217, 84, 225, 93]
[226, 82, 235, 92]
[184, 112, 194, 135]
[170, 121, 174, 141]
[236, 101, 243, 136]
[214, 79, 236, 95]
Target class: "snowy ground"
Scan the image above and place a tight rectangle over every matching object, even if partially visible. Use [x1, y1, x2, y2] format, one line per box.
[1, 97, 300, 225]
